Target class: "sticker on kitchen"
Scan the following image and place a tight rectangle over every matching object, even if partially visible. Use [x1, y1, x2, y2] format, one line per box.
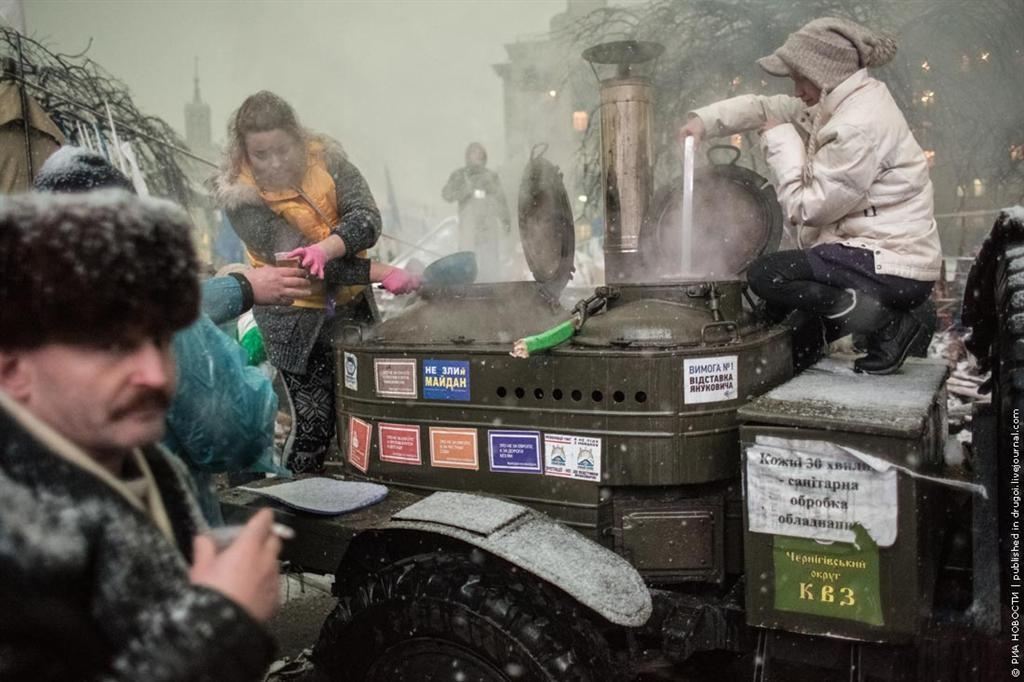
[683, 354, 738, 404]
[544, 433, 602, 481]
[488, 430, 542, 474]
[347, 416, 372, 473]
[343, 352, 358, 391]
[374, 358, 417, 398]
[379, 423, 421, 465]
[423, 359, 470, 401]
[429, 427, 479, 470]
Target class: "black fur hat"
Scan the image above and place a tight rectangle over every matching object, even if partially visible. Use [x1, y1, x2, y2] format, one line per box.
[0, 191, 199, 350]
[32, 146, 134, 194]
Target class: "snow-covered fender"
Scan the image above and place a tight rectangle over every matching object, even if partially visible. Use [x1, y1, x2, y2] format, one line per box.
[351, 491, 652, 628]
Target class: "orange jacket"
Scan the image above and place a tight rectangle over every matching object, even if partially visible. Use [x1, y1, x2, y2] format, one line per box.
[239, 141, 367, 308]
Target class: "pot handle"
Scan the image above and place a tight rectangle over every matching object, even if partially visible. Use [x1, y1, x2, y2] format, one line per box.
[707, 144, 741, 166]
[700, 321, 739, 345]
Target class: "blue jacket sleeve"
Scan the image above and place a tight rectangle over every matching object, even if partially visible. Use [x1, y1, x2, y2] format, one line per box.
[200, 277, 246, 326]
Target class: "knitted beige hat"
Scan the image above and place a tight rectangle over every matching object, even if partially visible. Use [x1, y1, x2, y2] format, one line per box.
[757, 17, 898, 91]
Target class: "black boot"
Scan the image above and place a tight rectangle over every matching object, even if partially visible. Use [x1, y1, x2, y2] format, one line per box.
[907, 298, 937, 358]
[783, 310, 827, 372]
[853, 311, 927, 375]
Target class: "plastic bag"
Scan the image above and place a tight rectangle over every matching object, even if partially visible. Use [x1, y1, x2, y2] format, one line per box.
[164, 314, 281, 474]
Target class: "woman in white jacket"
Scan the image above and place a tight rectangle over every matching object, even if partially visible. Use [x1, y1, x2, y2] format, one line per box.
[680, 17, 941, 375]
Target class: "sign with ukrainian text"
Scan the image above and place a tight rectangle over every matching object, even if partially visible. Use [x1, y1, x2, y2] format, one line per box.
[683, 355, 738, 404]
[543, 433, 602, 481]
[429, 427, 479, 470]
[378, 423, 421, 465]
[374, 358, 417, 398]
[488, 430, 542, 474]
[422, 359, 470, 401]
[772, 530, 884, 626]
[347, 416, 372, 473]
[745, 442, 898, 546]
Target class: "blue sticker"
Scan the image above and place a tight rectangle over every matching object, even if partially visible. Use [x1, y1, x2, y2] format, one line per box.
[488, 430, 542, 474]
[423, 359, 471, 401]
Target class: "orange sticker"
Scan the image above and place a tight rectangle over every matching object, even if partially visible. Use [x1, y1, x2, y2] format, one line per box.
[379, 423, 421, 465]
[348, 416, 372, 473]
[429, 427, 478, 470]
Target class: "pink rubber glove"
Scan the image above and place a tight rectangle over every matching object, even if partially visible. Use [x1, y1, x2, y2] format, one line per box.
[283, 245, 328, 279]
[379, 268, 422, 295]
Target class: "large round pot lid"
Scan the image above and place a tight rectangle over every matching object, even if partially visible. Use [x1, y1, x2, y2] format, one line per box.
[644, 145, 783, 281]
[517, 147, 576, 294]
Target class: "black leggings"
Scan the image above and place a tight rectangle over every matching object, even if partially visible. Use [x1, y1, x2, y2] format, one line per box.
[280, 342, 335, 474]
[748, 248, 933, 323]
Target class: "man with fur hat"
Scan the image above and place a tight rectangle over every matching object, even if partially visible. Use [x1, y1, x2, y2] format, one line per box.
[680, 17, 941, 375]
[33, 146, 310, 524]
[0, 191, 280, 680]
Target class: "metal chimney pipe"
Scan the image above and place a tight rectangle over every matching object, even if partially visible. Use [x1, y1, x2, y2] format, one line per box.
[582, 41, 663, 285]
[599, 77, 653, 283]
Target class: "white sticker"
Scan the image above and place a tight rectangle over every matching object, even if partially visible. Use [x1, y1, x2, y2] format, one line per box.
[544, 433, 601, 482]
[745, 443, 898, 547]
[344, 352, 358, 391]
[683, 354, 738, 404]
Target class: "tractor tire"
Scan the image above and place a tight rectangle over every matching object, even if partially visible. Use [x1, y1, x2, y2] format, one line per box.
[995, 237, 1024, 437]
[312, 550, 613, 682]
[994, 235, 1024, 601]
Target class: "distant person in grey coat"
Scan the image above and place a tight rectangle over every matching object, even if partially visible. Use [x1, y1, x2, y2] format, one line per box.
[442, 142, 512, 276]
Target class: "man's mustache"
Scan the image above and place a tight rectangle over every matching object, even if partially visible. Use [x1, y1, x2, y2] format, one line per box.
[110, 391, 171, 420]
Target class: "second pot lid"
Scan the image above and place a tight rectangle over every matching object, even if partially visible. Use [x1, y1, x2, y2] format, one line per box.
[517, 148, 576, 293]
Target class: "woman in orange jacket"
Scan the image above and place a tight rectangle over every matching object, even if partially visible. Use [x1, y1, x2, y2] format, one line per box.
[215, 91, 419, 473]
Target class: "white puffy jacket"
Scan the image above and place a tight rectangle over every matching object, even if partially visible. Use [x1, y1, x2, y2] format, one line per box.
[692, 69, 941, 282]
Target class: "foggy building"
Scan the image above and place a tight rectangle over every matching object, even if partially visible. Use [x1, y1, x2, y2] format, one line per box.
[184, 60, 216, 165]
[181, 60, 223, 265]
[493, 0, 605, 222]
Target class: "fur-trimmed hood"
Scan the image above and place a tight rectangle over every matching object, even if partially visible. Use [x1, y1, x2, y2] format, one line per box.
[212, 134, 346, 211]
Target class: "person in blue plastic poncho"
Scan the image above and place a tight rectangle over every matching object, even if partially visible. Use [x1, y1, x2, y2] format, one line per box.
[33, 146, 309, 523]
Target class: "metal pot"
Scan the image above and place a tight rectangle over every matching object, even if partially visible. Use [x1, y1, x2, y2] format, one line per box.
[643, 145, 783, 281]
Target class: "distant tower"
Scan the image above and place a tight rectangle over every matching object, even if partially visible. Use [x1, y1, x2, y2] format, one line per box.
[184, 57, 213, 160]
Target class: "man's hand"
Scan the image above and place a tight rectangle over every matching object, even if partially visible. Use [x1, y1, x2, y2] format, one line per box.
[244, 266, 312, 306]
[190, 509, 282, 623]
[677, 116, 706, 147]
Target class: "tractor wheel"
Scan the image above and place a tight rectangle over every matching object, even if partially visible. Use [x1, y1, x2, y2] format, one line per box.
[312, 550, 613, 682]
[994, 235, 1024, 601]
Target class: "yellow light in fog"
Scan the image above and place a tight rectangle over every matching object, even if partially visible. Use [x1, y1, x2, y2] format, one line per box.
[921, 60, 931, 71]
[578, 195, 588, 203]
[548, 90, 558, 98]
